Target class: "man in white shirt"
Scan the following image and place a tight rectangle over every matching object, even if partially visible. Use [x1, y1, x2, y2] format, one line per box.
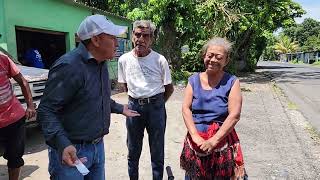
[118, 20, 174, 180]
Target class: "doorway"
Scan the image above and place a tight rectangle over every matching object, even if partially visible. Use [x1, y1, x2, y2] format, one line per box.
[15, 26, 66, 69]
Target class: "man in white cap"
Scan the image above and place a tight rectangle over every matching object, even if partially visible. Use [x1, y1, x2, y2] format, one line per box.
[37, 14, 140, 180]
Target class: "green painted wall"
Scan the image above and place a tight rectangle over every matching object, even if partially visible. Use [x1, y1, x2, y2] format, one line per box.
[3, 0, 132, 59]
[0, 0, 7, 50]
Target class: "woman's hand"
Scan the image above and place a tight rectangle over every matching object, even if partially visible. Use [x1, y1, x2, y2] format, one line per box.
[200, 137, 219, 153]
[191, 134, 205, 147]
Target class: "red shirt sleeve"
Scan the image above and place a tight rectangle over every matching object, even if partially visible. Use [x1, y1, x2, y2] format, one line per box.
[0, 53, 20, 78]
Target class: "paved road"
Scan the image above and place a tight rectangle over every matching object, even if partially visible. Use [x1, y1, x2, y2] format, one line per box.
[257, 61, 320, 134]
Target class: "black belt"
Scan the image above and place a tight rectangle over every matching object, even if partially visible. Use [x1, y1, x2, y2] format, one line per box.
[70, 137, 103, 145]
[129, 93, 164, 105]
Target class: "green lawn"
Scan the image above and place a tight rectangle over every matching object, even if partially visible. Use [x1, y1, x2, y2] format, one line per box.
[312, 61, 320, 67]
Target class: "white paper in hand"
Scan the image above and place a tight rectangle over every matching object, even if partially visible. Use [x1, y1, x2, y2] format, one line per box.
[75, 159, 90, 176]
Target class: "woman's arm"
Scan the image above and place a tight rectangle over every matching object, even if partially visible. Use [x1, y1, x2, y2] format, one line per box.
[200, 79, 242, 152]
[182, 83, 205, 146]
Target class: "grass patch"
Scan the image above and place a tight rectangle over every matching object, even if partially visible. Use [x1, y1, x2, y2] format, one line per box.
[305, 125, 320, 144]
[290, 59, 304, 64]
[287, 101, 298, 110]
[311, 61, 320, 67]
[241, 87, 251, 92]
[271, 82, 283, 95]
[271, 82, 298, 110]
[172, 70, 192, 85]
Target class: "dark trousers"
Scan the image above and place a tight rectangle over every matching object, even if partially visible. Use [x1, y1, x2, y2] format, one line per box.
[126, 94, 166, 180]
[0, 117, 25, 168]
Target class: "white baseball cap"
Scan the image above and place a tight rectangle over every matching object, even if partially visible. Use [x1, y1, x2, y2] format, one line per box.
[77, 14, 127, 40]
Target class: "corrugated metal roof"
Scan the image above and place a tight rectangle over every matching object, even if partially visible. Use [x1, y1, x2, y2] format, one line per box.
[62, 0, 131, 22]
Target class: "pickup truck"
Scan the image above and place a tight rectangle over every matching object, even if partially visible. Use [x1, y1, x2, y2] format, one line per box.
[0, 47, 48, 127]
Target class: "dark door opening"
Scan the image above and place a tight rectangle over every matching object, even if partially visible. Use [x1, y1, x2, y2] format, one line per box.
[16, 26, 66, 69]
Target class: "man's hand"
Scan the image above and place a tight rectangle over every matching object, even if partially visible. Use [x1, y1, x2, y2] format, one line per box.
[122, 104, 140, 117]
[25, 105, 36, 119]
[118, 83, 128, 93]
[62, 145, 78, 166]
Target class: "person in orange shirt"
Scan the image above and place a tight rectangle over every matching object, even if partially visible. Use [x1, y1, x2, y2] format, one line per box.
[0, 51, 36, 180]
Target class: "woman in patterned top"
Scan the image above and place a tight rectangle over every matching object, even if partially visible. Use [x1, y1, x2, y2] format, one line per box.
[180, 37, 247, 180]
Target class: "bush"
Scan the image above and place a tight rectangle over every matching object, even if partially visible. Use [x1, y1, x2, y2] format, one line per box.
[291, 58, 303, 64]
[171, 70, 192, 85]
[312, 61, 320, 66]
[292, 58, 299, 63]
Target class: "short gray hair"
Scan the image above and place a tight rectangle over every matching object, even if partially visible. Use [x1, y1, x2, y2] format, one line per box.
[201, 37, 233, 58]
[133, 20, 156, 37]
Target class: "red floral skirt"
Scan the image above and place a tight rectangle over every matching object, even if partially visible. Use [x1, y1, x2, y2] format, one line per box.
[180, 122, 247, 179]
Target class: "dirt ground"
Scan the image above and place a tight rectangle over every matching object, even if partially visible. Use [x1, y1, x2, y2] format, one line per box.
[1, 73, 320, 179]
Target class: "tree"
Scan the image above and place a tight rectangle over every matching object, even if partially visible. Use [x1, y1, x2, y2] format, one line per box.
[262, 33, 277, 61]
[302, 35, 320, 52]
[283, 18, 320, 51]
[79, 0, 304, 72]
[227, 0, 304, 71]
[78, 0, 108, 10]
[274, 35, 299, 54]
[126, 0, 240, 71]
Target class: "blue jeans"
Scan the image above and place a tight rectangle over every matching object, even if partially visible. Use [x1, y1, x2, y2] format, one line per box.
[126, 95, 166, 180]
[48, 140, 105, 180]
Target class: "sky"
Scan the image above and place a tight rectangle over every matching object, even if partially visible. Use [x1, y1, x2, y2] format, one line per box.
[294, 0, 320, 23]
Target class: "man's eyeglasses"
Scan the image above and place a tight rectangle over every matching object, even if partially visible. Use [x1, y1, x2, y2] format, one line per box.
[134, 32, 151, 38]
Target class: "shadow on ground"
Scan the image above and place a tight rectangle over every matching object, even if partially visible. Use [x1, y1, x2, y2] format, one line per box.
[238, 72, 272, 84]
[258, 71, 320, 84]
[256, 65, 299, 69]
[257, 62, 320, 83]
[0, 165, 39, 180]
[25, 127, 47, 155]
